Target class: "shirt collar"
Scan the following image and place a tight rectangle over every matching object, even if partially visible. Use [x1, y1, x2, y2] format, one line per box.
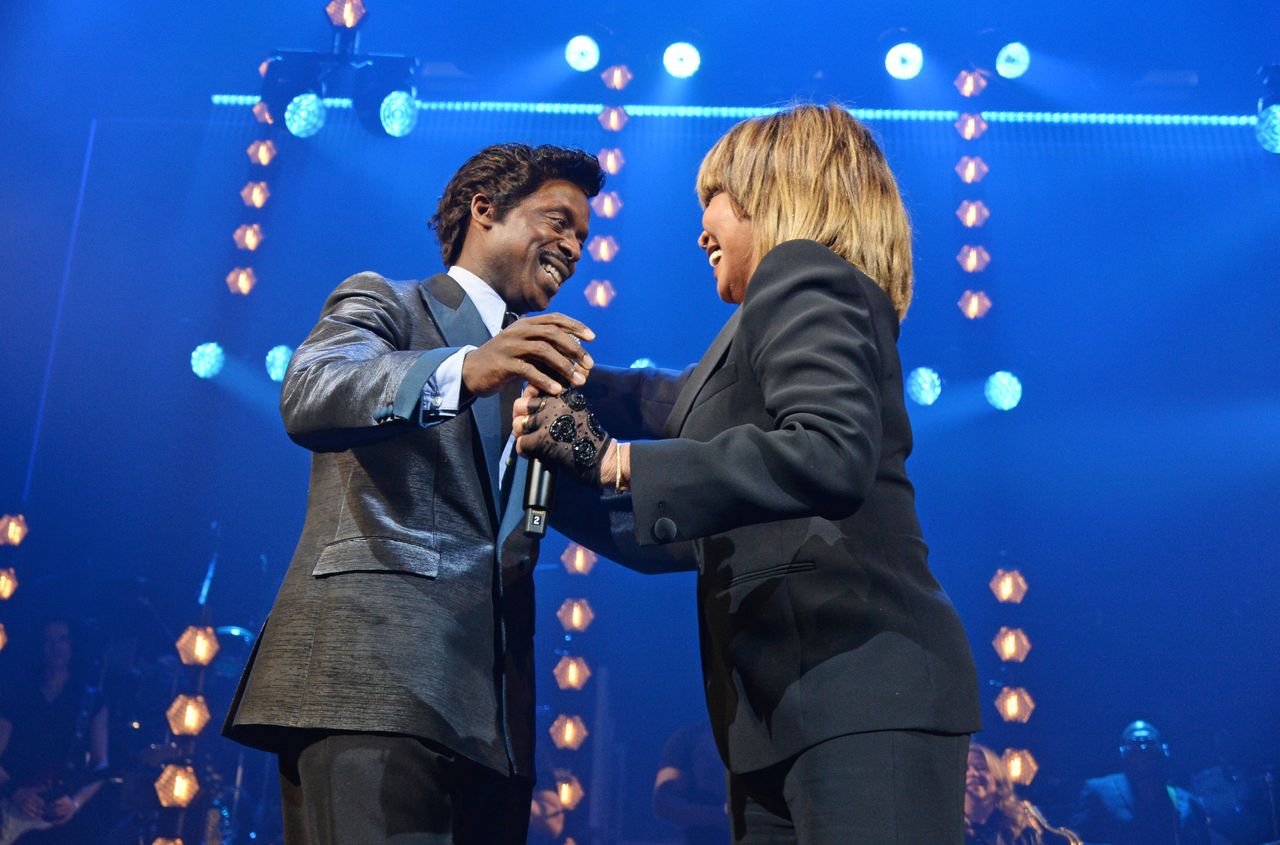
[447, 265, 507, 338]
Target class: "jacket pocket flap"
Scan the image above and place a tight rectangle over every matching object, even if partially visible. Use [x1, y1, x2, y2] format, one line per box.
[312, 536, 440, 579]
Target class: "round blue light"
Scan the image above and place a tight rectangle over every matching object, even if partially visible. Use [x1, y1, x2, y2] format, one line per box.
[284, 92, 326, 137]
[265, 345, 294, 382]
[565, 35, 600, 72]
[884, 42, 924, 80]
[630, 357, 656, 369]
[905, 367, 942, 406]
[379, 90, 418, 137]
[191, 343, 225, 379]
[995, 42, 1031, 79]
[1257, 104, 1280, 154]
[984, 371, 1023, 411]
[663, 42, 701, 79]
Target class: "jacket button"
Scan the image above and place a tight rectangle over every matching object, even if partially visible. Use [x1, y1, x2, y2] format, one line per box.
[653, 517, 678, 542]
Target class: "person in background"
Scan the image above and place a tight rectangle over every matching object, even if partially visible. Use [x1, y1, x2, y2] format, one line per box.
[1071, 721, 1212, 845]
[965, 742, 1080, 845]
[653, 720, 730, 845]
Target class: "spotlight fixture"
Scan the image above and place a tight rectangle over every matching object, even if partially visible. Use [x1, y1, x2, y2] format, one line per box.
[956, 245, 991, 273]
[663, 42, 701, 78]
[175, 625, 220, 665]
[590, 191, 622, 218]
[587, 236, 619, 262]
[556, 598, 595, 632]
[957, 290, 993, 319]
[265, 345, 294, 382]
[561, 544, 598, 575]
[992, 627, 1032, 662]
[956, 200, 991, 228]
[226, 267, 257, 295]
[260, 53, 330, 139]
[240, 181, 270, 208]
[554, 771, 586, 810]
[0, 568, 16, 600]
[601, 65, 634, 90]
[550, 715, 589, 750]
[1003, 748, 1039, 785]
[996, 42, 1031, 79]
[984, 371, 1023, 411]
[190, 343, 225, 379]
[553, 656, 592, 691]
[565, 35, 600, 72]
[905, 367, 942, 406]
[884, 42, 924, 80]
[597, 148, 625, 174]
[955, 156, 990, 184]
[0, 515, 29, 546]
[955, 113, 989, 140]
[995, 687, 1036, 723]
[990, 569, 1029, 603]
[598, 107, 629, 131]
[154, 765, 200, 808]
[353, 55, 421, 137]
[584, 280, 617, 308]
[247, 140, 277, 166]
[166, 694, 212, 736]
[1258, 65, 1280, 154]
[954, 70, 989, 98]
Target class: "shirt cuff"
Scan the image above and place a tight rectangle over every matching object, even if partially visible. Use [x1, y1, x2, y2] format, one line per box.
[422, 346, 477, 418]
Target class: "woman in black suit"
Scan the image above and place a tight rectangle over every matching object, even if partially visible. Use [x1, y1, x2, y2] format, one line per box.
[517, 103, 982, 843]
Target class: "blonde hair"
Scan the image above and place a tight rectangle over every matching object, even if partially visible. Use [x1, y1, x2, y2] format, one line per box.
[696, 103, 914, 319]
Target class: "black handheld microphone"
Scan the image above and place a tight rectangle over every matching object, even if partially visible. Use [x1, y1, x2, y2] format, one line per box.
[523, 458, 555, 537]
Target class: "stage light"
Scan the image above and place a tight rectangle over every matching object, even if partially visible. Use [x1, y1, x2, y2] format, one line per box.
[175, 626, 219, 666]
[561, 543, 598, 575]
[602, 65, 634, 91]
[554, 771, 586, 810]
[884, 43, 924, 80]
[247, 140, 277, 166]
[955, 156, 989, 184]
[993, 627, 1032, 662]
[553, 656, 592, 691]
[985, 371, 1022, 411]
[990, 569, 1028, 603]
[663, 42, 701, 78]
[155, 765, 200, 808]
[584, 280, 617, 308]
[1003, 748, 1039, 785]
[557, 599, 595, 633]
[598, 106, 628, 131]
[957, 245, 990, 273]
[588, 236, 619, 262]
[284, 92, 326, 138]
[956, 113, 989, 140]
[166, 694, 212, 736]
[226, 267, 257, 296]
[266, 345, 293, 382]
[957, 290, 992, 319]
[252, 101, 273, 124]
[597, 148, 625, 174]
[152, 839, 183, 845]
[565, 36, 600, 72]
[590, 191, 622, 218]
[995, 687, 1035, 723]
[0, 568, 15, 600]
[956, 200, 990, 228]
[0, 515, 29, 546]
[550, 715, 589, 750]
[905, 367, 942, 407]
[353, 56, 421, 137]
[325, 0, 365, 29]
[240, 181, 270, 208]
[1257, 65, 1280, 154]
[233, 224, 263, 251]
[955, 70, 989, 98]
[995, 42, 1031, 79]
[190, 343, 225, 379]
[630, 358, 656, 369]
[0, 624, 6, 652]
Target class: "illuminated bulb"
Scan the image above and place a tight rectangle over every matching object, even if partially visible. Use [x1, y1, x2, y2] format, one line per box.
[557, 598, 595, 632]
[0, 568, 16, 600]
[166, 694, 212, 736]
[175, 626, 220, 666]
[226, 267, 257, 295]
[601, 65, 634, 91]
[955, 113, 989, 141]
[956, 245, 991, 273]
[994, 687, 1035, 723]
[154, 764, 200, 808]
[241, 181, 270, 208]
[554, 771, 585, 810]
[584, 280, 617, 308]
[956, 156, 989, 184]
[587, 236, 619, 262]
[956, 200, 990, 228]
[554, 656, 592, 690]
[992, 627, 1032, 663]
[550, 715, 589, 750]
[0, 514, 29, 546]
[590, 191, 622, 218]
[0, 623, 7, 652]
[597, 148, 625, 175]
[989, 569, 1029, 603]
[325, 0, 366, 28]
[956, 290, 992, 319]
[1002, 748, 1039, 785]
[247, 140, 277, 166]
[234, 224, 264, 251]
[252, 101, 273, 124]
[560, 544, 598, 575]
[598, 107, 629, 132]
[954, 70, 989, 97]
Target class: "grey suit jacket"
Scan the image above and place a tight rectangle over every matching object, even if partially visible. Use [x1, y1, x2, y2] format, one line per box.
[223, 272, 538, 778]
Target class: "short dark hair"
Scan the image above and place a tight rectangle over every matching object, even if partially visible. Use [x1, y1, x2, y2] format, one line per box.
[429, 143, 606, 267]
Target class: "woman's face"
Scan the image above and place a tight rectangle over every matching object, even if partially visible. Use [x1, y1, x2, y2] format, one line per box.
[698, 192, 756, 305]
[965, 748, 999, 818]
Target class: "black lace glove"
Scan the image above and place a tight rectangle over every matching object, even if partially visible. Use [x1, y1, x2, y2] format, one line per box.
[519, 388, 612, 486]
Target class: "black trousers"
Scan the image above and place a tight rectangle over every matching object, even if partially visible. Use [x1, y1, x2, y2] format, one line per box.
[729, 730, 970, 844]
[277, 732, 532, 845]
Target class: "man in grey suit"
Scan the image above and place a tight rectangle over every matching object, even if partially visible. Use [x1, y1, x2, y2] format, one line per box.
[223, 143, 605, 844]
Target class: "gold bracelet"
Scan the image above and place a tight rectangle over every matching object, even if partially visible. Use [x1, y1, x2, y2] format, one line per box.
[614, 442, 624, 492]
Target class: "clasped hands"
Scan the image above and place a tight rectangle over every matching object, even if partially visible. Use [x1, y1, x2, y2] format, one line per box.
[458, 312, 624, 489]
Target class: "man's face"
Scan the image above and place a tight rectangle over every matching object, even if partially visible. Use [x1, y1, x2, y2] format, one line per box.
[476, 179, 589, 314]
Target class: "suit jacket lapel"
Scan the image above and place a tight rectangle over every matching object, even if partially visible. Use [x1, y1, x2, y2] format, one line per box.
[420, 274, 503, 508]
[664, 309, 741, 437]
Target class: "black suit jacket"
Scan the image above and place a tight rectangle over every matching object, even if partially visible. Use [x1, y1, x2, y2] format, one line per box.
[558, 240, 981, 773]
[1070, 773, 1212, 845]
[223, 272, 538, 778]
